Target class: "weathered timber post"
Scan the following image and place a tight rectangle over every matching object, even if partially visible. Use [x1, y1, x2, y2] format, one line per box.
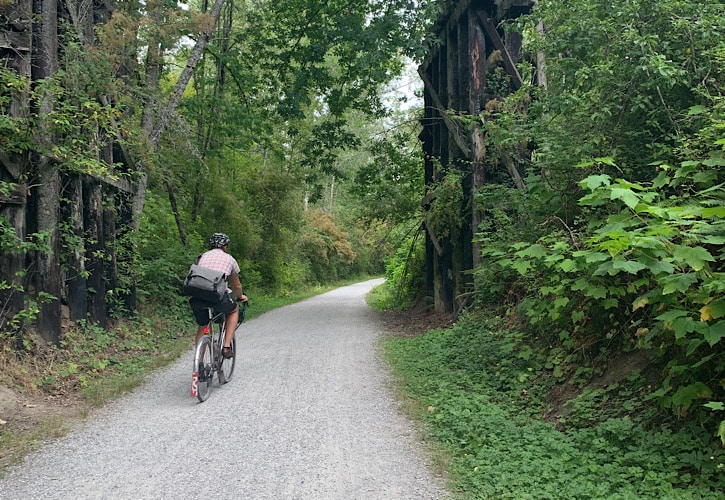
[419, 0, 534, 314]
[0, 0, 32, 342]
[83, 178, 107, 328]
[64, 175, 88, 323]
[31, 0, 63, 344]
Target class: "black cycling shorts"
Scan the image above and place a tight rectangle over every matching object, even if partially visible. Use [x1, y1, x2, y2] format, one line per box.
[189, 292, 238, 326]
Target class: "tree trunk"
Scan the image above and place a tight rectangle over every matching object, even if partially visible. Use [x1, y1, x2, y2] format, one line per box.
[131, 0, 227, 231]
[148, 0, 226, 146]
[166, 180, 189, 248]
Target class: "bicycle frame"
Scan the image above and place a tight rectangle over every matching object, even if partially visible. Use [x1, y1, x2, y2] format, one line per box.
[191, 302, 245, 402]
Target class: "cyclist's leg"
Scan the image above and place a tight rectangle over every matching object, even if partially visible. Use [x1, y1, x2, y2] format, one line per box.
[224, 307, 238, 348]
[219, 334, 236, 384]
[214, 293, 238, 350]
[189, 298, 211, 346]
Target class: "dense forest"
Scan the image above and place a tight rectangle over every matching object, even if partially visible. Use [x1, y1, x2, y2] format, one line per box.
[1, 0, 724, 486]
[0, 0, 438, 343]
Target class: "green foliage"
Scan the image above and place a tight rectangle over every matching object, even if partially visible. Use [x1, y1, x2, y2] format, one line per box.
[426, 171, 466, 243]
[375, 229, 426, 310]
[4, 308, 190, 402]
[383, 318, 725, 498]
[136, 191, 194, 304]
[0, 70, 33, 155]
[297, 209, 356, 284]
[521, 0, 725, 180]
[468, 0, 725, 441]
[476, 130, 724, 423]
[351, 125, 425, 225]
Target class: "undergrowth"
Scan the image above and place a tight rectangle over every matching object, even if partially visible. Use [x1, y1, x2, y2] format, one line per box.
[382, 313, 725, 499]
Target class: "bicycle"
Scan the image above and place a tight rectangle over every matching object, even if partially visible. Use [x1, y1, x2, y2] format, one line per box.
[192, 299, 247, 402]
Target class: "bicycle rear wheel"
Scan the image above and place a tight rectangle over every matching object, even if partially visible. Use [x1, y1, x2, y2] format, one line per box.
[219, 335, 236, 384]
[194, 336, 213, 402]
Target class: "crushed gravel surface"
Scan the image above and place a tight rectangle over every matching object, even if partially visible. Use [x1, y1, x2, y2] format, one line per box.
[0, 279, 449, 499]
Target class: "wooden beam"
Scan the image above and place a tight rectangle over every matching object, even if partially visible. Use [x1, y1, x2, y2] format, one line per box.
[0, 191, 25, 205]
[0, 151, 24, 180]
[88, 172, 134, 193]
[0, 31, 31, 51]
[422, 215, 444, 256]
[477, 13, 524, 90]
[421, 0, 474, 71]
[418, 67, 472, 158]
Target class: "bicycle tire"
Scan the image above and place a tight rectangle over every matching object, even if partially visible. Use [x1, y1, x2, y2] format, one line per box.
[219, 335, 236, 384]
[194, 336, 214, 402]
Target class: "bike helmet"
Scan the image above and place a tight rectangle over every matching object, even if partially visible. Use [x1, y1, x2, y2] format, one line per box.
[209, 232, 230, 249]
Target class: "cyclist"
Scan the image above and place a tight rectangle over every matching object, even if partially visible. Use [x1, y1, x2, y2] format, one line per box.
[189, 233, 247, 358]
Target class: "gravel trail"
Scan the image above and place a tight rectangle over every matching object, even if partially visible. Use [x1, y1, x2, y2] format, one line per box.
[0, 279, 448, 499]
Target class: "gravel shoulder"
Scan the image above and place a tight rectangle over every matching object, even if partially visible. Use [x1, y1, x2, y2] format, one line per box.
[0, 279, 449, 499]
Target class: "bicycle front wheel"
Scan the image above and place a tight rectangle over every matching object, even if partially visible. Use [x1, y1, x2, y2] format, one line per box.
[194, 336, 213, 402]
[219, 335, 236, 385]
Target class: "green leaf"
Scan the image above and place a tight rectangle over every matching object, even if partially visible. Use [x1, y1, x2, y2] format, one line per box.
[652, 171, 671, 189]
[595, 157, 617, 167]
[671, 382, 712, 413]
[660, 273, 698, 295]
[515, 244, 547, 259]
[579, 174, 611, 191]
[702, 157, 725, 167]
[700, 235, 725, 245]
[573, 251, 609, 263]
[554, 297, 570, 309]
[614, 178, 645, 190]
[701, 206, 725, 218]
[594, 261, 615, 276]
[602, 298, 618, 309]
[610, 187, 640, 209]
[673, 245, 715, 271]
[588, 285, 608, 299]
[671, 317, 697, 339]
[512, 260, 532, 276]
[704, 321, 725, 347]
[704, 402, 725, 411]
[558, 259, 578, 273]
[650, 259, 676, 275]
[497, 258, 513, 268]
[706, 300, 725, 320]
[656, 309, 688, 322]
[612, 259, 647, 274]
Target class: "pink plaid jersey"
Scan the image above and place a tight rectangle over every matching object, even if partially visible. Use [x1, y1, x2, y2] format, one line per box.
[197, 249, 240, 291]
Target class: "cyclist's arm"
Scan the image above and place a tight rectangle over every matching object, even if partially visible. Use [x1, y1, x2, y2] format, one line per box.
[229, 272, 246, 302]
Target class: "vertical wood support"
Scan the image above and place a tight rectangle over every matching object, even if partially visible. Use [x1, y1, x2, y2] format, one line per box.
[469, 6, 488, 270]
[83, 179, 107, 328]
[419, 0, 534, 314]
[32, 0, 62, 344]
[0, 0, 32, 340]
[65, 175, 88, 323]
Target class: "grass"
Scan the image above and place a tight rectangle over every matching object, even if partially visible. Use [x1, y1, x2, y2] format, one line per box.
[380, 313, 725, 499]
